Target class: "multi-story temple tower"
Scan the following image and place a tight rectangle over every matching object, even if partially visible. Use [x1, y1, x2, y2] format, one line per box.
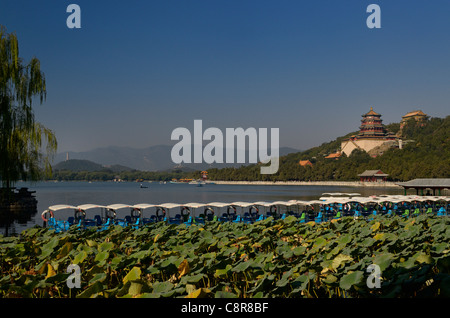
[358, 107, 390, 138]
[340, 107, 397, 157]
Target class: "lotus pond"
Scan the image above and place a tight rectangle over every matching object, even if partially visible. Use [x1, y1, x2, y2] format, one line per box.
[1, 214, 449, 298]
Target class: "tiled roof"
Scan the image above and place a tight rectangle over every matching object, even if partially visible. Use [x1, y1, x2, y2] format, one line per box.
[358, 170, 389, 177]
[402, 110, 427, 118]
[396, 178, 450, 188]
[364, 107, 381, 117]
[299, 160, 313, 166]
[325, 153, 341, 159]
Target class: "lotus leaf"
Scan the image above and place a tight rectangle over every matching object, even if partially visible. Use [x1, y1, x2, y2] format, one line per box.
[89, 273, 107, 285]
[178, 259, 190, 277]
[45, 264, 56, 279]
[152, 281, 174, 294]
[99, 241, 114, 252]
[373, 253, 395, 271]
[73, 250, 88, 265]
[232, 260, 252, 273]
[77, 281, 104, 298]
[432, 242, 448, 255]
[182, 273, 206, 284]
[337, 234, 352, 246]
[94, 251, 109, 264]
[215, 264, 232, 278]
[339, 271, 364, 290]
[371, 222, 381, 232]
[331, 254, 353, 270]
[322, 274, 338, 284]
[186, 287, 211, 298]
[215, 290, 238, 298]
[123, 266, 141, 284]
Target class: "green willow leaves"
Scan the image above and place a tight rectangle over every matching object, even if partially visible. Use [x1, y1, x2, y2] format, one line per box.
[0, 25, 57, 189]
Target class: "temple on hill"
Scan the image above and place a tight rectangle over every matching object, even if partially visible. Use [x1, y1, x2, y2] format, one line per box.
[340, 107, 398, 157]
[400, 110, 429, 129]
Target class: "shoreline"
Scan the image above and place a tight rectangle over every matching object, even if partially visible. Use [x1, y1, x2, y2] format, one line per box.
[211, 180, 401, 188]
[32, 179, 401, 188]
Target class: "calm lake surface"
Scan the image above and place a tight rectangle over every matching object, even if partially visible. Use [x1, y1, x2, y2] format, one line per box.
[1, 181, 403, 236]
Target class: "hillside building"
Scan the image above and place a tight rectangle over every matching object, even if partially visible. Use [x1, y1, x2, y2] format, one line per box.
[400, 110, 429, 129]
[298, 160, 313, 167]
[358, 169, 389, 182]
[324, 152, 341, 160]
[340, 107, 398, 157]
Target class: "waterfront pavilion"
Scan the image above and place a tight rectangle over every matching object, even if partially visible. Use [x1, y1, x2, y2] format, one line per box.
[396, 178, 450, 196]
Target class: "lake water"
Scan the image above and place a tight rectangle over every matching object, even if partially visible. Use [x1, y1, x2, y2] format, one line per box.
[0, 181, 403, 235]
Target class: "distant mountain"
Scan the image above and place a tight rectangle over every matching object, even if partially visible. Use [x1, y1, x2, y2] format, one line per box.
[53, 145, 300, 172]
[54, 145, 173, 172]
[54, 159, 134, 172]
[53, 159, 104, 172]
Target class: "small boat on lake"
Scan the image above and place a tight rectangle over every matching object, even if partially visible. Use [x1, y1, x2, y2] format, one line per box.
[189, 180, 206, 187]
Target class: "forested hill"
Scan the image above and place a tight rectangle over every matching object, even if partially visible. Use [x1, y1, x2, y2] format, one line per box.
[206, 115, 450, 182]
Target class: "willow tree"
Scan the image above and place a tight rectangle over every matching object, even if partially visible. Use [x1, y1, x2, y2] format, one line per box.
[0, 26, 57, 191]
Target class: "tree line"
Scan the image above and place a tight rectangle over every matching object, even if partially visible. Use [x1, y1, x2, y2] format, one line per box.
[49, 169, 198, 182]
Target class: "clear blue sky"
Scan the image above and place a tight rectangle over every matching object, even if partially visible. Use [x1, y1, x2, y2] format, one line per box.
[1, 0, 450, 153]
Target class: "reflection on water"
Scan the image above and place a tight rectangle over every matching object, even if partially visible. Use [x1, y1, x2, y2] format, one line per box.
[0, 187, 38, 236]
[0, 181, 404, 236]
[0, 207, 38, 236]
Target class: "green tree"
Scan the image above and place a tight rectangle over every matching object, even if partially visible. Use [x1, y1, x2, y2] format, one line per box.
[0, 26, 57, 190]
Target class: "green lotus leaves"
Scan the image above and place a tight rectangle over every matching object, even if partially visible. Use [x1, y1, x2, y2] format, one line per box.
[56, 242, 73, 260]
[292, 246, 307, 256]
[94, 251, 109, 264]
[432, 242, 449, 255]
[89, 273, 107, 285]
[77, 281, 104, 298]
[1, 214, 449, 298]
[98, 241, 114, 252]
[123, 266, 141, 284]
[373, 253, 395, 271]
[339, 271, 364, 290]
[152, 281, 174, 294]
[232, 261, 252, 273]
[215, 290, 238, 298]
[331, 254, 353, 270]
[215, 265, 232, 278]
[73, 250, 88, 265]
[322, 274, 338, 285]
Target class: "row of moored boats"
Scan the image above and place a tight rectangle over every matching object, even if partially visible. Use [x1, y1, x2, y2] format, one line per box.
[41, 194, 450, 233]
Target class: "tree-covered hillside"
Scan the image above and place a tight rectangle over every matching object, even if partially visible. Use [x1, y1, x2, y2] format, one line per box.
[53, 159, 104, 172]
[207, 116, 450, 182]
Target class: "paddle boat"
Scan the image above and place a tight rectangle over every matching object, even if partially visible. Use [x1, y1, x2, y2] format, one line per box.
[41, 195, 450, 232]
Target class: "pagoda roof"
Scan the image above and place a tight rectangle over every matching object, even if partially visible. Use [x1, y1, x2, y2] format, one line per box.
[363, 107, 381, 117]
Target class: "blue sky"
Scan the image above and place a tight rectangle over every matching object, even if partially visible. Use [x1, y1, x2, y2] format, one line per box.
[1, 1, 450, 153]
